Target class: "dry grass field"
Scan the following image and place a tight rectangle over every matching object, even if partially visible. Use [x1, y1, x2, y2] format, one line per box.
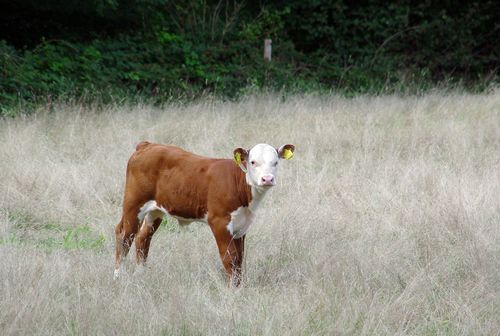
[0, 92, 499, 335]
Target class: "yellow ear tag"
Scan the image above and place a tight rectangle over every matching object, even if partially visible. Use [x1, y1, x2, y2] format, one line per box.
[283, 148, 294, 160]
[234, 152, 242, 165]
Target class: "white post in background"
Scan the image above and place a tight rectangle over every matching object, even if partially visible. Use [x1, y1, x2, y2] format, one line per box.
[264, 39, 272, 61]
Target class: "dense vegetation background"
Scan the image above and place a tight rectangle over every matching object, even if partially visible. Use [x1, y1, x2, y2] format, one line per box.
[1, 0, 498, 114]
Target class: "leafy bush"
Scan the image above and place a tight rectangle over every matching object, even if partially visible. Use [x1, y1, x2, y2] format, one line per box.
[0, 1, 497, 115]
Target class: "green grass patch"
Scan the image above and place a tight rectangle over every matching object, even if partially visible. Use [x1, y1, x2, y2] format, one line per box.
[0, 225, 105, 251]
[40, 225, 105, 250]
[1, 209, 105, 251]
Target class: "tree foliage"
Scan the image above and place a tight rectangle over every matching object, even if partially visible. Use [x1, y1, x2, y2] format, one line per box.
[0, 0, 498, 113]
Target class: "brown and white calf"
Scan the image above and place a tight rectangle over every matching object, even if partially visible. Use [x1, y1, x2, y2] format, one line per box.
[114, 141, 295, 285]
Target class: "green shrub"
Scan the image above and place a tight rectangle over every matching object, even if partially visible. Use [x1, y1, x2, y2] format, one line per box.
[0, 1, 497, 116]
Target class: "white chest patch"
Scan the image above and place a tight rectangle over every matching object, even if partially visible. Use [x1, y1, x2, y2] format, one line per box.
[227, 206, 254, 239]
[226, 186, 268, 238]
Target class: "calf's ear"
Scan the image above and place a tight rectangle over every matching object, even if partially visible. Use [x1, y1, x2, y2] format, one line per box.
[278, 144, 295, 160]
[233, 148, 249, 166]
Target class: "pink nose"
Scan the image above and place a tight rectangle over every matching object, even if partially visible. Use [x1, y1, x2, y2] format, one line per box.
[261, 175, 275, 186]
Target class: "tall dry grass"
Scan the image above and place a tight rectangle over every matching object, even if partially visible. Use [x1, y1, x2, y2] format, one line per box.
[0, 92, 499, 335]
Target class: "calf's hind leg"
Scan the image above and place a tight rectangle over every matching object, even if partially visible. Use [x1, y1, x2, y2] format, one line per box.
[114, 198, 146, 278]
[135, 212, 163, 265]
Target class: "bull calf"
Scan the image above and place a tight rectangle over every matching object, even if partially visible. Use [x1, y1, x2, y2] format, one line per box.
[114, 141, 295, 285]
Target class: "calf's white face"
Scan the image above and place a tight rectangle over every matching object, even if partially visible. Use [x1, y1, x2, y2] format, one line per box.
[234, 143, 295, 189]
[248, 144, 280, 187]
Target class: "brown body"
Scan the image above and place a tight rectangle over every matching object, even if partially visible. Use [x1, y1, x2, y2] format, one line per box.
[114, 141, 252, 284]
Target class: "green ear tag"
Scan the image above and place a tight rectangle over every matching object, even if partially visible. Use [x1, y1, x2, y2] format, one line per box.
[283, 148, 294, 160]
[234, 152, 242, 165]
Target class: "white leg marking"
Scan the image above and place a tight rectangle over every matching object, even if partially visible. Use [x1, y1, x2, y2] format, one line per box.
[138, 200, 168, 223]
[138, 200, 168, 232]
[227, 221, 234, 235]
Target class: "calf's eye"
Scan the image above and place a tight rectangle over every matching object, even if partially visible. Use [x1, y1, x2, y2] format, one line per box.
[250, 160, 256, 166]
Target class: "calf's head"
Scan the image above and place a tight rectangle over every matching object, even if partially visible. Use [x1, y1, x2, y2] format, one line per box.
[234, 144, 295, 188]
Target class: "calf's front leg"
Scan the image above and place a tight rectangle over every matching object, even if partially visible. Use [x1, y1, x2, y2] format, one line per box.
[210, 217, 245, 287]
